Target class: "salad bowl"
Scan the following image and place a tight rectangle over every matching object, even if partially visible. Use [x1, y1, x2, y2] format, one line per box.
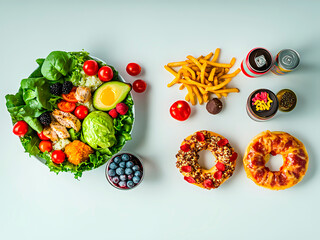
[6, 51, 135, 178]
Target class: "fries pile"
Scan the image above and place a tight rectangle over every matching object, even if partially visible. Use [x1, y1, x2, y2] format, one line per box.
[164, 48, 241, 105]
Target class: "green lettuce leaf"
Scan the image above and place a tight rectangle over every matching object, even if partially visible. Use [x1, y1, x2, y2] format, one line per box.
[41, 51, 73, 80]
[69, 128, 81, 141]
[29, 58, 45, 78]
[20, 132, 41, 156]
[66, 51, 91, 86]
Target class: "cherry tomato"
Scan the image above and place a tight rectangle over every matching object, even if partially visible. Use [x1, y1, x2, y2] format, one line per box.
[39, 141, 52, 153]
[126, 63, 141, 76]
[74, 105, 89, 120]
[58, 100, 76, 112]
[51, 150, 65, 164]
[13, 120, 28, 137]
[83, 60, 99, 76]
[170, 100, 191, 121]
[62, 87, 78, 103]
[98, 66, 114, 82]
[37, 131, 50, 140]
[132, 79, 147, 93]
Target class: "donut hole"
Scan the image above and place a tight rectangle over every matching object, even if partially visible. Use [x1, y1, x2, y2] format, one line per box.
[265, 154, 283, 171]
[198, 150, 216, 170]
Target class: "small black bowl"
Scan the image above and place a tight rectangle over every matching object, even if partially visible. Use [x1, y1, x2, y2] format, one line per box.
[105, 152, 144, 190]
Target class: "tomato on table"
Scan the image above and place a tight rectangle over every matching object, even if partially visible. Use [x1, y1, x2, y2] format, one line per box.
[74, 105, 89, 120]
[37, 131, 50, 140]
[39, 141, 52, 153]
[83, 60, 99, 76]
[58, 100, 76, 112]
[52, 150, 66, 164]
[13, 120, 28, 137]
[62, 87, 78, 103]
[98, 66, 114, 82]
[170, 100, 191, 121]
[126, 63, 141, 76]
[132, 79, 147, 93]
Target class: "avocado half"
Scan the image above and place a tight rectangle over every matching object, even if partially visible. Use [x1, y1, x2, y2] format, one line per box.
[93, 81, 131, 111]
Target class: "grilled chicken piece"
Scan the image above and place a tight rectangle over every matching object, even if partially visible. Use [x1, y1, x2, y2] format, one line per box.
[43, 126, 59, 141]
[52, 109, 81, 132]
[50, 120, 70, 139]
[75, 86, 91, 103]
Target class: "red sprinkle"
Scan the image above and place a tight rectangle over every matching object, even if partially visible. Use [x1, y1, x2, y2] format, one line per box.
[181, 166, 192, 172]
[215, 162, 225, 171]
[196, 132, 205, 141]
[180, 144, 190, 152]
[203, 179, 214, 188]
[214, 171, 222, 179]
[270, 151, 277, 156]
[230, 152, 238, 161]
[184, 176, 196, 183]
[217, 138, 229, 147]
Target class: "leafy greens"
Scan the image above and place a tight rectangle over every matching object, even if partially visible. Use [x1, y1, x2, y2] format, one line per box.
[41, 51, 73, 80]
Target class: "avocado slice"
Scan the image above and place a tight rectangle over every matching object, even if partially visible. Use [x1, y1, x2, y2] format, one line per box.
[93, 81, 131, 111]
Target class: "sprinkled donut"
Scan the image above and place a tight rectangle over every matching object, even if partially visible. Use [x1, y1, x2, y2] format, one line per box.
[176, 130, 238, 189]
[243, 131, 308, 190]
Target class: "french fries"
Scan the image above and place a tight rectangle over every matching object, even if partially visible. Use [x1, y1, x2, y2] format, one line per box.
[165, 49, 240, 105]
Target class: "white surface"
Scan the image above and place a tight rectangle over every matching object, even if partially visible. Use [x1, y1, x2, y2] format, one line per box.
[0, 1, 319, 240]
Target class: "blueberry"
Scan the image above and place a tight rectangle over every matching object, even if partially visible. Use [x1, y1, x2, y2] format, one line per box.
[119, 161, 126, 168]
[119, 181, 126, 188]
[108, 169, 116, 177]
[120, 175, 127, 181]
[109, 162, 118, 170]
[133, 176, 140, 184]
[126, 161, 134, 168]
[125, 168, 133, 175]
[114, 156, 121, 164]
[127, 174, 134, 180]
[112, 176, 120, 184]
[127, 181, 135, 188]
[116, 167, 125, 175]
[121, 154, 130, 161]
[132, 165, 140, 171]
[134, 171, 142, 177]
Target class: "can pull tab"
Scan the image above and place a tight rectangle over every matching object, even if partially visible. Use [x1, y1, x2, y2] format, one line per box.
[254, 55, 267, 68]
[282, 55, 293, 66]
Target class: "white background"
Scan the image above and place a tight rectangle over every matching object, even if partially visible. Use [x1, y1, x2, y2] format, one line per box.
[0, 1, 319, 239]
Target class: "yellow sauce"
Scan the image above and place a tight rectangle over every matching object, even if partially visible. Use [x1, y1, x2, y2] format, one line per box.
[99, 87, 117, 106]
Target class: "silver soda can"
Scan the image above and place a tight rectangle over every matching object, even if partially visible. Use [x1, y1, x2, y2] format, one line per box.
[271, 49, 300, 75]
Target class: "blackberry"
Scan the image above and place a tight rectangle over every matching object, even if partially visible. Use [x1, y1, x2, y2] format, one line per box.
[38, 112, 52, 126]
[49, 83, 63, 96]
[62, 81, 73, 94]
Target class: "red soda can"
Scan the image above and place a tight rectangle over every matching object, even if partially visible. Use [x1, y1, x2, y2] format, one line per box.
[241, 48, 273, 78]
